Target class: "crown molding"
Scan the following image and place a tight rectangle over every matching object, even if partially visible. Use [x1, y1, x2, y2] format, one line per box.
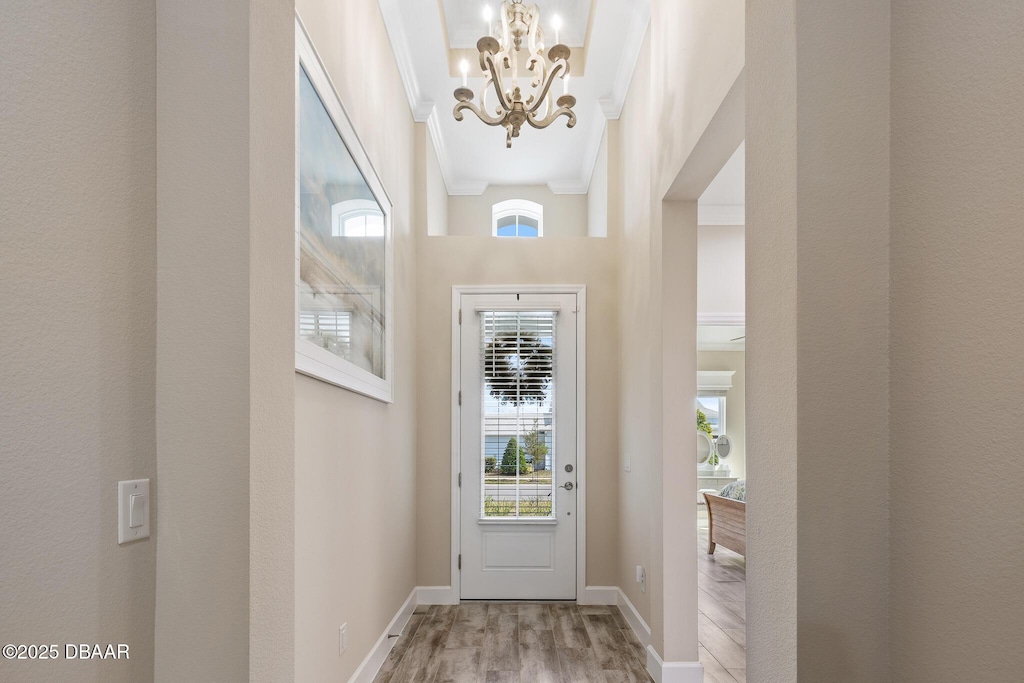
[698, 370, 736, 391]
[379, 0, 434, 121]
[598, 0, 651, 119]
[697, 313, 745, 326]
[448, 181, 489, 196]
[697, 341, 745, 352]
[698, 204, 745, 226]
[547, 179, 590, 195]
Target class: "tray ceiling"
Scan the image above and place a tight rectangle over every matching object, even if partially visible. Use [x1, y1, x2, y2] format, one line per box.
[379, 0, 651, 194]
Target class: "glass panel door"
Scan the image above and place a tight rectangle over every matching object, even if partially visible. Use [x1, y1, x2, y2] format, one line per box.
[480, 311, 557, 518]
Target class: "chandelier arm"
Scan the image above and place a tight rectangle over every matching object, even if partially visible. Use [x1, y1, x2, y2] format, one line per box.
[480, 51, 514, 111]
[525, 60, 566, 115]
[454, 99, 507, 127]
[453, 0, 575, 146]
[526, 105, 576, 130]
[527, 47, 545, 90]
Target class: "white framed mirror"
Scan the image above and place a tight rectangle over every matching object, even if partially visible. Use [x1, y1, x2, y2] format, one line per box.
[715, 434, 733, 460]
[697, 430, 714, 465]
[294, 18, 395, 403]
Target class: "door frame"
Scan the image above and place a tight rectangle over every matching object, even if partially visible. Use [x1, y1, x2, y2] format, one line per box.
[451, 285, 587, 602]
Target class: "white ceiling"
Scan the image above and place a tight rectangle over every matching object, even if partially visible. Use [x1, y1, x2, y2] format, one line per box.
[442, 0, 593, 48]
[697, 325, 745, 352]
[379, 0, 651, 195]
[697, 141, 744, 225]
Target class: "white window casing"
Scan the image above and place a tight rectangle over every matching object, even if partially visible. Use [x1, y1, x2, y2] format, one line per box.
[492, 199, 544, 237]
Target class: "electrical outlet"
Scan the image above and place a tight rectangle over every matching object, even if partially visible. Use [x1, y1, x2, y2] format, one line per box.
[624, 458, 631, 473]
[636, 565, 646, 593]
[339, 623, 347, 656]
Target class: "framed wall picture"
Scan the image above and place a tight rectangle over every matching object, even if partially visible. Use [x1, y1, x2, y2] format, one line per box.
[294, 17, 394, 403]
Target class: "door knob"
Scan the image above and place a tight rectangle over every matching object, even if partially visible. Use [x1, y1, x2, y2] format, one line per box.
[559, 482, 574, 491]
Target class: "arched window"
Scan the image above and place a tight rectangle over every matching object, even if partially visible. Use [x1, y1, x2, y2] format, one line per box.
[331, 199, 385, 237]
[492, 199, 543, 238]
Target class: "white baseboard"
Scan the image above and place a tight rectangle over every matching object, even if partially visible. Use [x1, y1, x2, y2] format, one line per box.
[580, 585, 619, 605]
[417, 585, 458, 605]
[646, 645, 704, 683]
[348, 587, 418, 683]
[616, 588, 651, 648]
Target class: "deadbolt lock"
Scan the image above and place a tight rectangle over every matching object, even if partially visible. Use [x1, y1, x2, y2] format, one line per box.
[564, 464, 573, 473]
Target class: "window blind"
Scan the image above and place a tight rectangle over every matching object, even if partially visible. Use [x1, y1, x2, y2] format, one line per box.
[479, 310, 557, 518]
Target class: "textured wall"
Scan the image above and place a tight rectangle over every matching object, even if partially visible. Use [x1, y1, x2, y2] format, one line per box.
[745, 0, 799, 678]
[794, 1, 892, 680]
[292, 1, 419, 681]
[890, 2, 1024, 681]
[747, 1, 892, 680]
[0, 1, 157, 680]
[154, 0, 295, 679]
[248, 1, 298, 679]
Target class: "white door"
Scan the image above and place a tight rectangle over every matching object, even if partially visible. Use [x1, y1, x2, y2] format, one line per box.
[458, 292, 579, 600]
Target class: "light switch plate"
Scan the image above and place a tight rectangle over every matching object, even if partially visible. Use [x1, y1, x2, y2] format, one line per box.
[118, 479, 150, 544]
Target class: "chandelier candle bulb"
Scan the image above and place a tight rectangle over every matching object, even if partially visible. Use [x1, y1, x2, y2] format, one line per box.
[460, 59, 469, 88]
[483, 5, 493, 36]
[563, 73, 569, 95]
[552, 14, 562, 45]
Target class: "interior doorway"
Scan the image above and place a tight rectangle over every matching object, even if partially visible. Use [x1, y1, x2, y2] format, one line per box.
[694, 140, 747, 680]
[452, 287, 586, 601]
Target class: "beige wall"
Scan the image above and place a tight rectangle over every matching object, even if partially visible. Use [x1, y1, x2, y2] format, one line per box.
[0, 1, 157, 680]
[249, 2, 299, 679]
[448, 186, 588, 237]
[889, 3, 1024, 681]
[794, 2, 892, 678]
[616, 29, 655, 630]
[415, 236, 621, 590]
[745, 0, 798, 677]
[614, 0, 745, 661]
[698, 351, 746, 481]
[747, 0, 891, 680]
[154, 0, 296, 679]
[292, 2, 419, 681]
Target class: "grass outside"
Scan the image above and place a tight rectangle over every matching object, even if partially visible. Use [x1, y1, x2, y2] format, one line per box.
[483, 496, 553, 517]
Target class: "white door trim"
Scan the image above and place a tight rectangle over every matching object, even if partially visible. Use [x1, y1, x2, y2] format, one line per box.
[451, 285, 587, 602]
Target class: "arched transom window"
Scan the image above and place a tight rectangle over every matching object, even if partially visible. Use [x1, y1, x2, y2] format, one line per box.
[492, 199, 543, 238]
[331, 199, 385, 237]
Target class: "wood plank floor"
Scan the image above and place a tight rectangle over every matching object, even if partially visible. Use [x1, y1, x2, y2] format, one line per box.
[374, 603, 652, 683]
[375, 532, 744, 683]
[698, 528, 746, 682]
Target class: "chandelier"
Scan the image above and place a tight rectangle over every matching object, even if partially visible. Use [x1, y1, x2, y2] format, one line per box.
[453, 1, 576, 148]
